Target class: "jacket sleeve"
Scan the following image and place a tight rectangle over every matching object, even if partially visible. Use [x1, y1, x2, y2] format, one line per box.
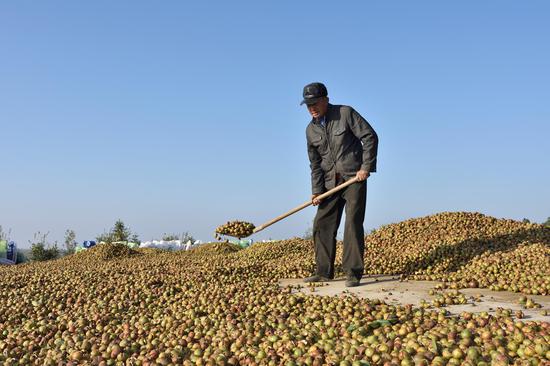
[348, 108, 379, 172]
[307, 137, 325, 195]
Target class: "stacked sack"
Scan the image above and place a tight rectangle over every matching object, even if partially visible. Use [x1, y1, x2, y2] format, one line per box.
[139, 239, 205, 251]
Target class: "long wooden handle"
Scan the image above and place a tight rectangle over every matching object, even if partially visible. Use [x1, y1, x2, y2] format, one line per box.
[252, 177, 359, 234]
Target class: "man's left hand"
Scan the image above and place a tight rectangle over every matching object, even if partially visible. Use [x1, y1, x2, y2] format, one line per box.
[356, 170, 370, 181]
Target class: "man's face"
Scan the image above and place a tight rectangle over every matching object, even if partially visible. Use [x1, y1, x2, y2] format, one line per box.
[306, 97, 329, 119]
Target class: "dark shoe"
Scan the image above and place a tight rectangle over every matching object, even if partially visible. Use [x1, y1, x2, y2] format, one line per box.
[304, 274, 332, 283]
[345, 275, 360, 287]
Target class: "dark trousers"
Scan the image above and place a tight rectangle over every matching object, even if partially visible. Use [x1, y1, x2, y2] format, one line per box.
[313, 180, 366, 280]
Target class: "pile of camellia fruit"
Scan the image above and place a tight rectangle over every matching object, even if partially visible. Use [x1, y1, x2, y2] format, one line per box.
[215, 221, 256, 240]
[0, 212, 547, 365]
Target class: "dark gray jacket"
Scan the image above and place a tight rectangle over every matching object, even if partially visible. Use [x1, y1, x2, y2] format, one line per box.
[306, 104, 378, 194]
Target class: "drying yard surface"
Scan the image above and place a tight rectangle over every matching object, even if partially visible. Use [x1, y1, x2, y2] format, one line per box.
[280, 276, 550, 322]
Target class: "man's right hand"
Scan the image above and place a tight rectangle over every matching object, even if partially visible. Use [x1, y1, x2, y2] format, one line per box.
[311, 194, 322, 206]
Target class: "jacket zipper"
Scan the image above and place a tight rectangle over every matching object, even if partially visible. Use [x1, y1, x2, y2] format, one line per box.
[322, 121, 338, 182]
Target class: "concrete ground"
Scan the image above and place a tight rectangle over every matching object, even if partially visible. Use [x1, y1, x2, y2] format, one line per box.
[280, 275, 550, 322]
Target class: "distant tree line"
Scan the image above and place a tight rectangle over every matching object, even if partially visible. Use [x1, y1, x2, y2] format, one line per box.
[21, 219, 195, 262]
[27, 220, 141, 262]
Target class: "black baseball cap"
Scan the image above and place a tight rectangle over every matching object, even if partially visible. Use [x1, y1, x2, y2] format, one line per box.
[300, 82, 328, 105]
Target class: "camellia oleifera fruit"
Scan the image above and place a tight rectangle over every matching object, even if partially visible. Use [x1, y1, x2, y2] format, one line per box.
[0, 211, 548, 365]
[362, 212, 550, 295]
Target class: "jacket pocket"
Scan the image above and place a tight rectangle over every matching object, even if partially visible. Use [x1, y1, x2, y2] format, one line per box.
[333, 127, 347, 136]
[311, 134, 329, 155]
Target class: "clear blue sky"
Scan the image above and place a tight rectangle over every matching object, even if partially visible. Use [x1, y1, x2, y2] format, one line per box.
[1, 1, 549, 248]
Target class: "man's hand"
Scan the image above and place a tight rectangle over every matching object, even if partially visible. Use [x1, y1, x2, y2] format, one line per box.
[356, 170, 370, 182]
[311, 194, 322, 206]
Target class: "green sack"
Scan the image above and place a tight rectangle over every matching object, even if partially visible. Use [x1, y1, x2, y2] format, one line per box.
[0, 240, 7, 259]
[239, 239, 252, 248]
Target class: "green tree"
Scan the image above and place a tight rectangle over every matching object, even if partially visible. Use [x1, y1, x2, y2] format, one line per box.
[30, 242, 46, 261]
[112, 220, 132, 242]
[544, 217, 550, 228]
[522, 218, 531, 224]
[29, 232, 59, 262]
[64, 229, 77, 255]
[96, 220, 140, 244]
[129, 233, 140, 244]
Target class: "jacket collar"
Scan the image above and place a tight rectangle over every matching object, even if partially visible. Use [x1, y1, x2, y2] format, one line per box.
[311, 103, 334, 125]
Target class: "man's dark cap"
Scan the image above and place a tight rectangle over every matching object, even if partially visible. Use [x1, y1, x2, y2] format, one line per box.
[300, 82, 328, 105]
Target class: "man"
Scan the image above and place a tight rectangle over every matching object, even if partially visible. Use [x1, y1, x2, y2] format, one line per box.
[302, 82, 378, 287]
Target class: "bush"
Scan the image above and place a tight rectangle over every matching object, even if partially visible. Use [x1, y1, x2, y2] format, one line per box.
[29, 232, 59, 262]
[30, 242, 59, 262]
[15, 250, 29, 264]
